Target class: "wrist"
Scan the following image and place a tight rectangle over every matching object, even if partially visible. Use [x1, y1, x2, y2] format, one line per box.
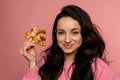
[29, 60, 37, 69]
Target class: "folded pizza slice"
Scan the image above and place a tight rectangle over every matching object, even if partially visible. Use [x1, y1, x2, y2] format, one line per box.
[24, 27, 46, 46]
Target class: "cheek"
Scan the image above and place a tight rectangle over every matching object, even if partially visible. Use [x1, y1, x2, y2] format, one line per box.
[57, 35, 64, 41]
[79, 38, 82, 45]
[74, 35, 82, 45]
[57, 35, 64, 44]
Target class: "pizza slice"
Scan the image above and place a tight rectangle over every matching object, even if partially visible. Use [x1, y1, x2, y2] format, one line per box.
[24, 27, 46, 46]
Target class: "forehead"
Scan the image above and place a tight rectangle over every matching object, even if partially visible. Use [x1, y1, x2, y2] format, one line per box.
[57, 17, 81, 30]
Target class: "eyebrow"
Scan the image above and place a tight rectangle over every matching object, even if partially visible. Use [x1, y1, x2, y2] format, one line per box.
[57, 29, 64, 31]
[57, 28, 80, 31]
[71, 28, 80, 31]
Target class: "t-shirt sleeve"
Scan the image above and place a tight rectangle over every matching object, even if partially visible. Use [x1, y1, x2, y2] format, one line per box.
[22, 52, 45, 80]
[92, 58, 120, 80]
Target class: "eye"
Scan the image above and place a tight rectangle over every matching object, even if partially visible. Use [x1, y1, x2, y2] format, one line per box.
[72, 31, 79, 35]
[57, 31, 65, 35]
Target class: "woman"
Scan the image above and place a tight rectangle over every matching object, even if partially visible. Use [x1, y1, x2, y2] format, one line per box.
[20, 5, 119, 80]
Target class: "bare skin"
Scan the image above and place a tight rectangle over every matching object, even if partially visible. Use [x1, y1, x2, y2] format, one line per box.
[19, 41, 37, 69]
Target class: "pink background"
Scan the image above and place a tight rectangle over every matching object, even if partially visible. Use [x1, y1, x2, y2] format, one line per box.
[0, 0, 120, 80]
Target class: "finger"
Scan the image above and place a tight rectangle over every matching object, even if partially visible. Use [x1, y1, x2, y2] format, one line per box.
[24, 40, 35, 45]
[22, 46, 35, 57]
[19, 48, 28, 58]
[19, 48, 24, 55]
[23, 41, 35, 50]
[20, 40, 36, 59]
[22, 48, 36, 61]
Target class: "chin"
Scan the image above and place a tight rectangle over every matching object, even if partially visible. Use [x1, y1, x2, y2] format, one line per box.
[63, 50, 75, 55]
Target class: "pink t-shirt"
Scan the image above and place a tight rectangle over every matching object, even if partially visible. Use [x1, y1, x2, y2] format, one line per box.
[22, 53, 120, 80]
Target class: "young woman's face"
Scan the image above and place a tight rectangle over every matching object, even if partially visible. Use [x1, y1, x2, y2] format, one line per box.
[56, 17, 82, 56]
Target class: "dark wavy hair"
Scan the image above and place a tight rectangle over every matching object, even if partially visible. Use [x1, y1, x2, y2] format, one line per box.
[39, 5, 106, 80]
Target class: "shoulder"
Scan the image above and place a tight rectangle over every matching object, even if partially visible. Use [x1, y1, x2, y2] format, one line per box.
[94, 58, 111, 71]
[92, 58, 120, 80]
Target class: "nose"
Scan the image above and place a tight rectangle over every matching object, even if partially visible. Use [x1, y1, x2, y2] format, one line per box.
[64, 34, 71, 43]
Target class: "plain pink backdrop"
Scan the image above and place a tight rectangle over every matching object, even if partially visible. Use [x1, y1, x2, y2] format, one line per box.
[0, 0, 120, 80]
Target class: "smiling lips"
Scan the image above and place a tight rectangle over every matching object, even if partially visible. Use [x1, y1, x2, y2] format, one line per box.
[63, 44, 73, 49]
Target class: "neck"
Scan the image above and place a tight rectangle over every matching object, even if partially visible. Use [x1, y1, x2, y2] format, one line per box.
[64, 53, 75, 63]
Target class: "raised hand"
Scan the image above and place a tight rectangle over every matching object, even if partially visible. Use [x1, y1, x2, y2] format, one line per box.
[19, 41, 37, 68]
